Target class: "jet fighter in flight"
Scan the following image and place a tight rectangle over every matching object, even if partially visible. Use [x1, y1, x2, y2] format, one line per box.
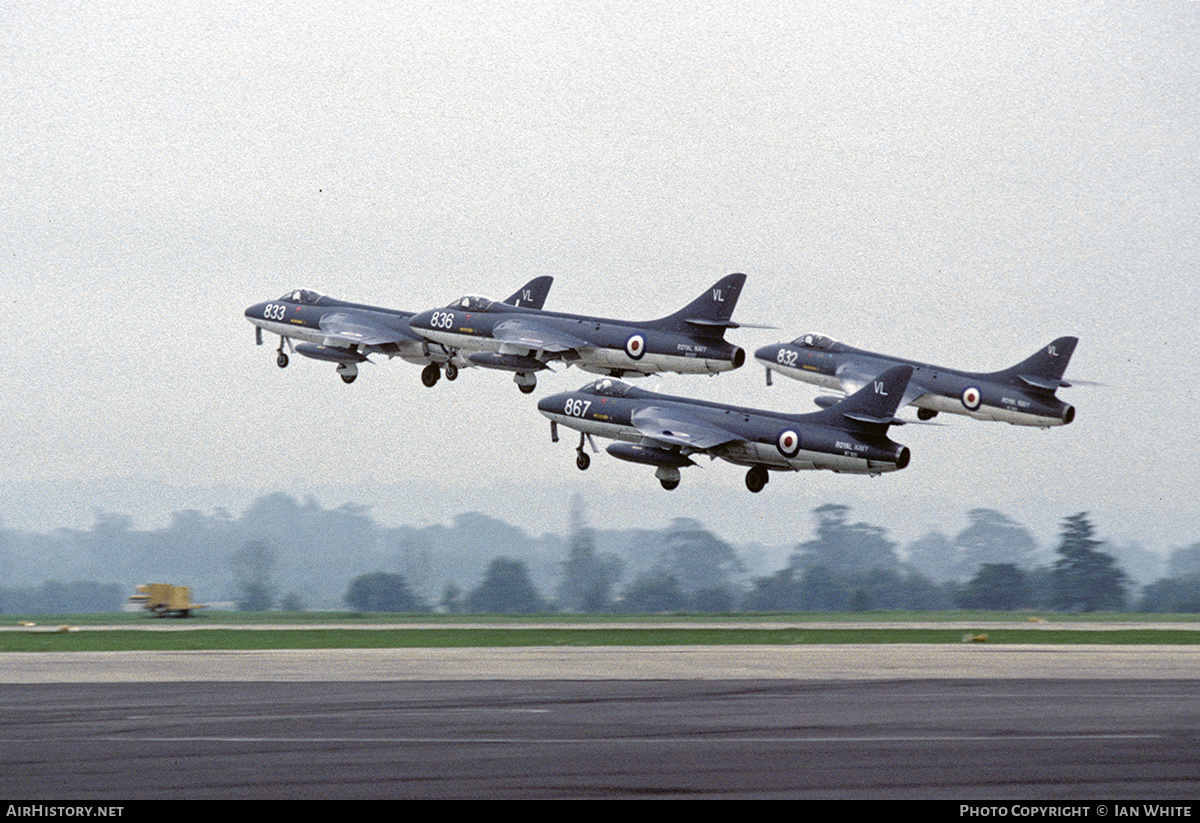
[243, 277, 552, 386]
[755, 334, 1077, 428]
[537, 365, 914, 492]
[408, 273, 753, 394]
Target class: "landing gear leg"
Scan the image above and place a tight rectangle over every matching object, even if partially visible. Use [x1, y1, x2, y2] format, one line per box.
[276, 338, 289, 368]
[575, 433, 590, 470]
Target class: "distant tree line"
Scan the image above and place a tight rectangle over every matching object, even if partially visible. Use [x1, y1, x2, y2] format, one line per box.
[335, 504, 1187, 616]
[4, 491, 1200, 615]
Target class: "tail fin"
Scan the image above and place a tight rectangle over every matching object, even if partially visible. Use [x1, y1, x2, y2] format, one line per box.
[810, 365, 913, 432]
[655, 273, 746, 337]
[503, 276, 554, 310]
[995, 336, 1078, 391]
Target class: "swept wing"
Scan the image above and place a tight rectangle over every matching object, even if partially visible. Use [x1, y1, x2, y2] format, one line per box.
[630, 406, 743, 451]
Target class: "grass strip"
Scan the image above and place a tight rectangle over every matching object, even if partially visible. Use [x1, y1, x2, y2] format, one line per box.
[2, 627, 1200, 652]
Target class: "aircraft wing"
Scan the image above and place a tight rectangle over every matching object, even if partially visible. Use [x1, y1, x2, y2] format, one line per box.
[630, 406, 743, 451]
[492, 317, 591, 353]
[317, 312, 417, 347]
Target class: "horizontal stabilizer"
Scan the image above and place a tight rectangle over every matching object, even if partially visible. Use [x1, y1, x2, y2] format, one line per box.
[1019, 374, 1071, 391]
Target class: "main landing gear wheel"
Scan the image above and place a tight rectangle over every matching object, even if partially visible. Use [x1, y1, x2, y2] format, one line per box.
[655, 466, 681, 491]
[421, 363, 440, 388]
[576, 451, 590, 471]
[445, 363, 458, 381]
[341, 374, 356, 384]
[745, 465, 769, 493]
[514, 372, 537, 394]
[276, 352, 289, 368]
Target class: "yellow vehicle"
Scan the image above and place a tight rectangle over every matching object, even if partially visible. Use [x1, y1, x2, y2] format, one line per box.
[129, 584, 204, 618]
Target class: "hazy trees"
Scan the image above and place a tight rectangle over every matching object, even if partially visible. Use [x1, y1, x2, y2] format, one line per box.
[1167, 543, 1200, 579]
[1052, 513, 1127, 612]
[904, 531, 958, 582]
[1137, 542, 1200, 612]
[617, 572, 689, 613]
[953, 509, 1039, 578]
[465, 558, 549, 613]
[654, 518, 744, 606]
[344, 572, 429, 612]
[558, 496, 623, 612]
[956, 564, 1031, 610]
[232, 540, 277, 611]
[792, 504, 900, 574]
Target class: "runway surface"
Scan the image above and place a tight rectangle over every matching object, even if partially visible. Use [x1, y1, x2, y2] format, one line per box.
[2, 638, 1198, 799]
[1, 678, 1197, 799]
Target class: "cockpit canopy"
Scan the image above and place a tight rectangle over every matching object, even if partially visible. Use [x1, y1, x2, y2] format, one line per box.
[582, 378, 636, 398]
[791, 332, 837, 351]
[281, 289, 324, 305]
[452, 296, 494, 311]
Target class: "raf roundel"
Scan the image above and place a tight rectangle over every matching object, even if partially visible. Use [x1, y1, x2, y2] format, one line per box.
[961, 385, 982, 411]
[625, 333, 646, 360]
[777, 429, 801, 458]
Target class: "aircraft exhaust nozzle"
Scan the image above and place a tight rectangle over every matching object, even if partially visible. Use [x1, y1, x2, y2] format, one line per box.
[731, 347, 746, 368]
[1062, 404, 1075, 425]
[895, 445, 911, 470]
[294, 343, 368, 364]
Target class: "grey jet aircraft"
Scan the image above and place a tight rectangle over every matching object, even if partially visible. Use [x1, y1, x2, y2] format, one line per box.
[408, 273, 752, 394]
[537, 364, 914, 492]
[754, 334, 1077, 428]
[243, 277, 553, 385]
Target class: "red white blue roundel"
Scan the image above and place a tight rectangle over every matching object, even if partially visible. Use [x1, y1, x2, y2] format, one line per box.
[961, 386, 982, 411]
[625, 333, 646, 360]
[777, 429, 801, 458]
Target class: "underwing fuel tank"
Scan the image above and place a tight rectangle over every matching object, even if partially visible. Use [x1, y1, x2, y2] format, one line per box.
[294, 343, 368, 364]
[606, 443, 695, 468]
[467, 352, 550, 372]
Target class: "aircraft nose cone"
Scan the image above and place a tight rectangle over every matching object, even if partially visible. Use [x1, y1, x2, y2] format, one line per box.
[244, 302, 266, 319]
[536, 393, 564, 414]
[754, 344, 780, 363]
[409, 309, 434, 330]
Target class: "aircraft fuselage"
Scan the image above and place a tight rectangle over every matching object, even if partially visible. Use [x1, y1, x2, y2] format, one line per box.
[538, 381, 908, 476]
[411, 304, 745, 377]
[755, 340, 1075, 427]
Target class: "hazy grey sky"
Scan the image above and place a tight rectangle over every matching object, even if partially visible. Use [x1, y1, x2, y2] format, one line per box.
[2, 2, 1197, 552]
